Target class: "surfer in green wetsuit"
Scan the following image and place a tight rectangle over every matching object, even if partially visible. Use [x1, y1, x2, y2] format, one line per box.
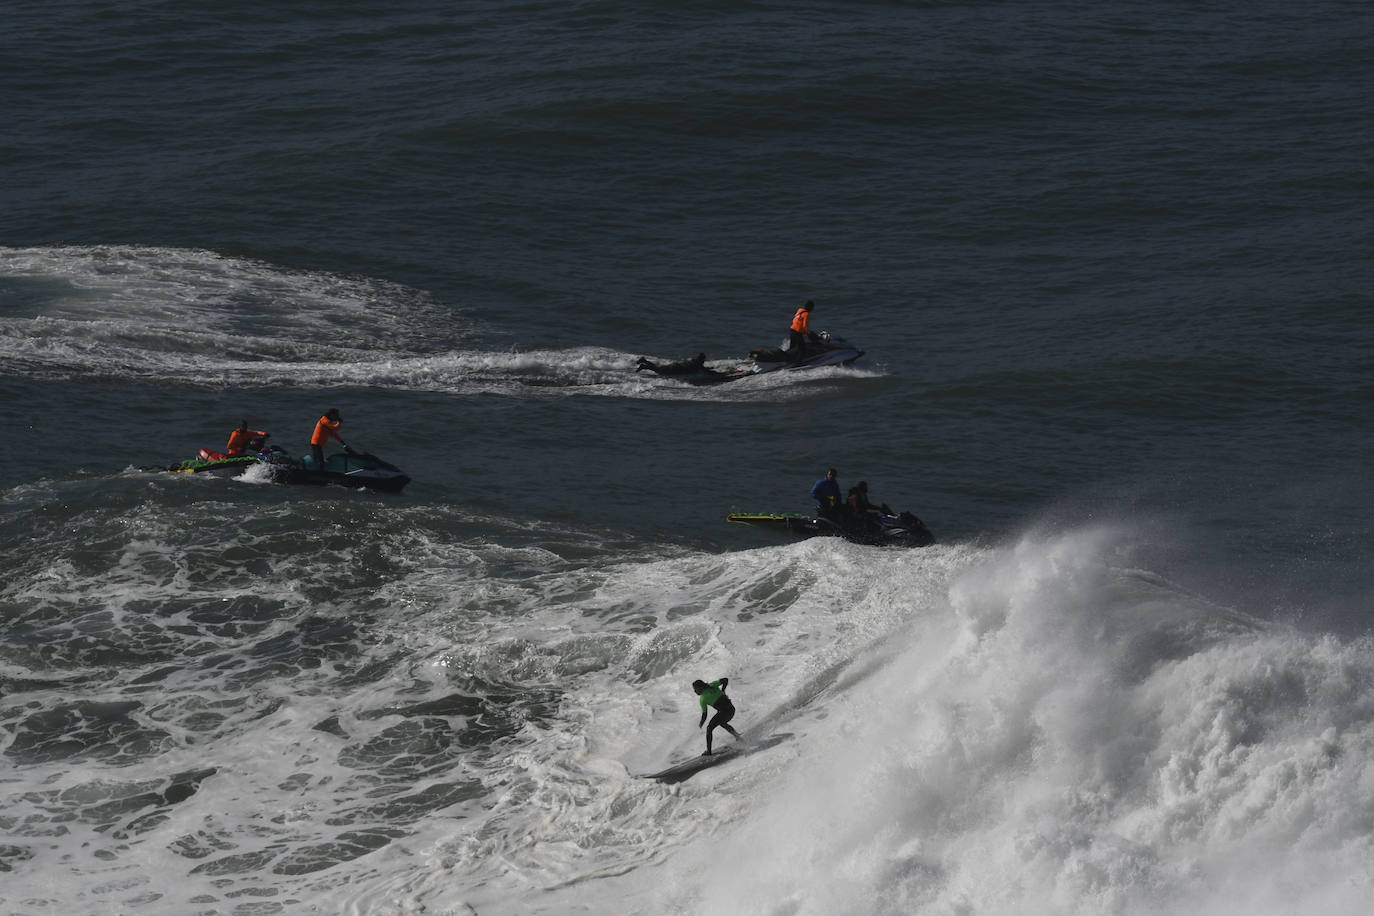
[692, 677, 740, 755]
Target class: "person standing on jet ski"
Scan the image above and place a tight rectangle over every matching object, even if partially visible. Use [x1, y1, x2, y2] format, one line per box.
[310, 408, 350, 469]
[789, 300, 818, 361]
[225, 420, 268, 457]
[811, 467, 843, 521]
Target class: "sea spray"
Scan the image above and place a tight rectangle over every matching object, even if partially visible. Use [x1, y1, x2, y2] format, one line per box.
[660, 528, 1374, 916]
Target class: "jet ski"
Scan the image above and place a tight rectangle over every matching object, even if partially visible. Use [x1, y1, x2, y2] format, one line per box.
[727, 507, 935, 548]
[635, 331, 865, 385]
[165, 445, 411, 492]
[746, 330, 865, 374]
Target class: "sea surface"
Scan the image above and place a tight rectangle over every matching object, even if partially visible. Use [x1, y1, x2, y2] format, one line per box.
[3, 1, 1374, 914]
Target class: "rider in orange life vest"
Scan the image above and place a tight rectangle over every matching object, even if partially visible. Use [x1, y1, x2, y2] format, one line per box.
[789, 299, 817, 360]
[226, 420, 268, 456]
[310, 408, 348, 469]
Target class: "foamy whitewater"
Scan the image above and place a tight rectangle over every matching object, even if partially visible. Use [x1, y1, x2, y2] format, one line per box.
[6, 1, 1374, 913]
[5, 504, 1374, 914]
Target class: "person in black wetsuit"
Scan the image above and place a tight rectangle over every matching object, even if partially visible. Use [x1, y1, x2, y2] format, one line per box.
[693, 677, 740, 755]
[846, 480, 893, 535]
[635, 353, 707, 376]
[847, 481, 892, 517]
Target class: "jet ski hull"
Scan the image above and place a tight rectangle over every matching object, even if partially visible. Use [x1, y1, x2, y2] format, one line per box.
[636, 330, 864, 385]
[728, 509, 935, 548]
[167, 448, 410, 492]
[747, 334, 865, 374]
[264, 453, 411, 492]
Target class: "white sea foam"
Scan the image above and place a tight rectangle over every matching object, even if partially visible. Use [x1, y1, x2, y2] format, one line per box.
[391, 527, 1374, 916]
[0, 245, 881, 400]
[617, 529, 1374, 916]
[8, 514, 1370, 916]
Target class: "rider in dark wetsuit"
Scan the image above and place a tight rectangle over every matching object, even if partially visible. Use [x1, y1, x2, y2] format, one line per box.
[845, 480, 890, 536]
[693, 677, 740, 755]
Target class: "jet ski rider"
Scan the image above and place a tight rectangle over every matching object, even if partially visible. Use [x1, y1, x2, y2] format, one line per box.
[848, 480, 891, 518]
[847, 480, 894, 534]
[789, 299, 818, 361]
[811, 467, 843, 521]
[225, 420, 268, 457]
[310, 408, 350, 469]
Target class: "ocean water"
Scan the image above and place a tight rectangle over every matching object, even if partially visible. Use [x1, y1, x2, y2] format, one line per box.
[3, 1, 1374, 914]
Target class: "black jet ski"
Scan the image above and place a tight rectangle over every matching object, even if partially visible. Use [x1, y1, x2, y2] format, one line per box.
[635, 331, 865, 386]
[727, 507, 935, 548]
[165, 445, 411, 493]
[747, 330, 865, 373]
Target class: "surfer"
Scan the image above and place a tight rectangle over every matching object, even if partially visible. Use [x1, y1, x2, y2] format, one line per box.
[634, 353, 707, 376]
[310, 408, 349, 469]
[693, 677, 740, 755]
[225, 420, 268, 456]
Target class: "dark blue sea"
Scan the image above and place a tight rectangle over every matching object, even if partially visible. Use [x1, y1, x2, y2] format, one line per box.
[4, 1, 1374, 913]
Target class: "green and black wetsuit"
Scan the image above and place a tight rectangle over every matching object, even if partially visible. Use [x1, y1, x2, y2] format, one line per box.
[698, 679, 738, 754]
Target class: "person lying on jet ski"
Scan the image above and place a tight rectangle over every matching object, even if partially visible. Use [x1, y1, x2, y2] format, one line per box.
[635, 353, 707, 376]
[788, 300, 819, 361]
[226, 420, 268, 456]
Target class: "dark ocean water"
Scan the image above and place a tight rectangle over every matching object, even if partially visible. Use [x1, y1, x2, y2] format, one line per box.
[3, 2, 1374, 914]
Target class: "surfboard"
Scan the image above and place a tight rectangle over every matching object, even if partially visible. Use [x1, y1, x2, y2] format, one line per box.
[641, 746, 740, 783]
[637, 733, 789, 784]
[725, 512, 821, 535]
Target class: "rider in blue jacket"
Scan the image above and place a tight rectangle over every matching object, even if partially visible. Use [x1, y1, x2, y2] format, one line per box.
[811, 467, 842, 520]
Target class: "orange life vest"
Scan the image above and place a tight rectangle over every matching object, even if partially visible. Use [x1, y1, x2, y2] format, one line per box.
[226, 428, 265, 455]
[311, 415, 343, 446]
[790, 307, 811, 334]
